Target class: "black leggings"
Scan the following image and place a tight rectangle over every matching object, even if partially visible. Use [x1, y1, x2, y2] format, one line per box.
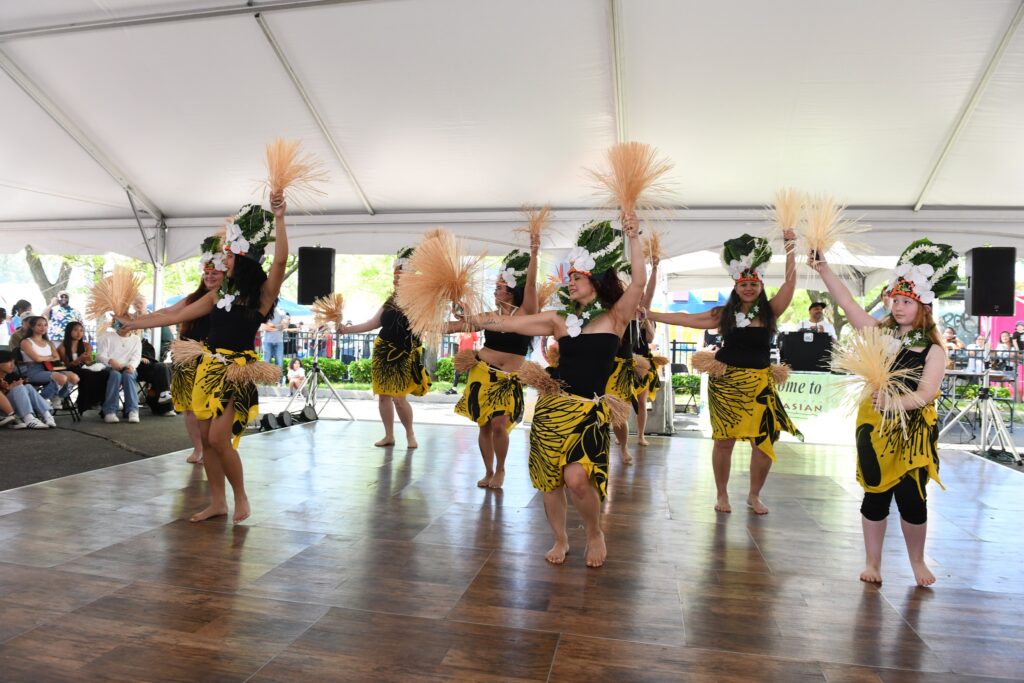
[860, 468, 928, 525]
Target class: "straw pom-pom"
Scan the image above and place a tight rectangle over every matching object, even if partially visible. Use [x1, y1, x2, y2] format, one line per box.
[651, 355, 669, 367]
[802, 193, 869, 267]
[453, 349, 479, 374]
[634, 355, 652, 378]
[395, 228, 487, 349]
[642, 230, 664, 263]
[831, 326, 922, 428]
[88, 266, 145, 322]
[311, 292, 345, 329]
[771, 363, 792, 386]
[263, 138, 329, 209]
[600, 394, 631, 428]
[544, 344, 560, 367]
[587, 141, 676, 214]
[518, 361, 565, 395]
[226, 360, 282, 386]
[691, 350, 727, 376]
[169, 339, 206, 366]
[516, 205, 552, 246]
[537, 278, 562, 310]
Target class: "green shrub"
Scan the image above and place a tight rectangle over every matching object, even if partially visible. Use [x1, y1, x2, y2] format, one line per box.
[348, 358, 373, 383]
[435, 356, 454, 383]
[294, 357, 347, 383]
[673, 373, 701, 393]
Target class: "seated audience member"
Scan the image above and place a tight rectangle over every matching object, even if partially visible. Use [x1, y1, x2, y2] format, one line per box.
[58, 321, 109, 412]
[0, 307, 11, 346]
[0, 350, 54, 428]
[10, 300, 32, 331]
[138, 337, 175, 416]
[8, 315, 34, 354]
[18, 315, 78, 409]
[965, 334, 988, 374]
[96, 324, 142, 424]
[287, 358, 305, 396]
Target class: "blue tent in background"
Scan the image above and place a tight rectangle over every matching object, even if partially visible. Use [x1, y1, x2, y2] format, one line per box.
[667, 291, 729, 314]
[162, 296, 311, 316]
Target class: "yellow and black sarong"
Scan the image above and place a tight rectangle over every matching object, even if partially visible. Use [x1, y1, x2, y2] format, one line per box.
[633, 353, 662, 403]
[371, 337, 431, 397]
[708, 364, 802, 461]
[855, 400, 942, 495]
[454, 360, 524, 430]
[191, 347, 277, 449]
[170, 358, 199, 413]
[606, 356, 638, 411]
[529, 392, 611, 500]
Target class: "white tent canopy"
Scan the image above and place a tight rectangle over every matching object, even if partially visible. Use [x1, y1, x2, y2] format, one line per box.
[2, 0, 1024, 267]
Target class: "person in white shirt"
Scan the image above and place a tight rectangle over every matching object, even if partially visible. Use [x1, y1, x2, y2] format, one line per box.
[96, 326, 142, 423]
[965, 334, 988, 375]
[799, 301, 837, 339]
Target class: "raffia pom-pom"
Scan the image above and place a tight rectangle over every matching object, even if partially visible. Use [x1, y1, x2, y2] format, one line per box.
[169, 339, 206, 366]
[544, 344, 560, 367]
[226, 361, 282, 386]
[691, 350, 726, 376]
[518, 361, 565, 395]
[652, 354, 669, 367]
[600, 393, 631, 428]
[634, 356, 652, 378]
[771, 363, 791, 386]
[453, 349, 479, 374]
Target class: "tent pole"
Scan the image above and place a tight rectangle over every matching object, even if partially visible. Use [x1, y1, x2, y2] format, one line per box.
[608, 0, 627, 143]
[254, 12, 375, 215]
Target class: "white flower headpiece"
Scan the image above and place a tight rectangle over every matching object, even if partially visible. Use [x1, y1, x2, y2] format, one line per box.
[726, 253, 767, 282]
[200, 251, 227, 272]
[499, 267, 523, 288]
[224, 223, 250, 255]
[566, 234, 622, 274]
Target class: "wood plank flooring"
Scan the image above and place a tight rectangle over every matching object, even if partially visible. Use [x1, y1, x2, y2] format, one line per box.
[1, 419, 1022, 681]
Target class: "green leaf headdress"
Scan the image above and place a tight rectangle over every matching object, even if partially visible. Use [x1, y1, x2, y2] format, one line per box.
[498, 250, 530, 289]
[565, 220, 626, 277]
[393, 246, 415, 272]
[886, 238, 959, 305]
[223, 204, 275, 263]
[199, 234, 226, 272]
[722, 234, 772, 282]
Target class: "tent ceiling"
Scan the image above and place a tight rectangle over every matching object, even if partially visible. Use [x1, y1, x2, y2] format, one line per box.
[2, 0, 1024, 266]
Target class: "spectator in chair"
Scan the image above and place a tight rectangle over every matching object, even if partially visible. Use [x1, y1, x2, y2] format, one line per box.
[138, 337, 176, 415]
[96, 323, 142, 424]
[0, 308, 10, 346]
[58, 321, 109, 413]
[8, 314, 34, 352]
[287, 358, 305, 396]
[0, 350, 55, 428]
[10, 300, 32, 331]
[41, 291, 82, 343]
[18, 316, 78, 409]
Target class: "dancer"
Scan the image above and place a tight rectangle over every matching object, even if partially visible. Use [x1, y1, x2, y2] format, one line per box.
[646, 232, 800, 514]
[342, 247, 431, 449]
[631, 254, 663, 446]
[154, 234, 227, 463]
[119, 195, 287, 523]
[459, 215, 645, 567]
[812, 240, 955, 587]
[452, 240, 540, 488]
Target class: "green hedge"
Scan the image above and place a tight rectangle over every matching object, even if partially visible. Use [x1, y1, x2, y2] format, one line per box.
[348, 358, 373, 383]
[672, 373, 701, 393]
[296, 357, 348, 383]
[434, 356, 454, 383]
[957, 384, 1013, 401]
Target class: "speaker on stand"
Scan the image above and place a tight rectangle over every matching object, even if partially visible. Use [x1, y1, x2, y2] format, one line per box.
[297, 246, 336, 305]
[965, 247, 1015, 316]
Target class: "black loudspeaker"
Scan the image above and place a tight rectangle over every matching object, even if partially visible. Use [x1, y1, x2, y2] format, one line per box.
[297, 247, 335, 305]
[779, 331, 834, 372]
[965, 247, 1016, 316]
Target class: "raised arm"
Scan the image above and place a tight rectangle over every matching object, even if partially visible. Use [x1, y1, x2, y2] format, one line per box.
[810, 256, 877, 330]
[261, 191, 288, 316]
[769, 231, 798, 317]
[647, 307, 721, 330]
[608, 211, 646, 328]
[464, 309, 562, 338]
[119, 292, 216, 331]
[521, 237, 541, 315]
[342, 306, 384, 334]
[642, 258, 658, 311]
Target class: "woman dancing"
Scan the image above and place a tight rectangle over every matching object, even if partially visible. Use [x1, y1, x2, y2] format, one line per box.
[119, 195, 287, 523]
[631, 255, 662, 446]
[812, 240, 955, 587]
[646, 232, 800, 514]
[342, 247, 431, 449]
[452, 240, 539, 488]
[460, 214, 645, 567]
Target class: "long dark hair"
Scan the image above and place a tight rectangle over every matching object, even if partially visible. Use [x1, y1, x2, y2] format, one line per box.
[0, 307, 6, 323]
[229, 256, 273, 322]
[24, 315, 49, 341]
[179, 280, 212, 339]
[590, 271, 626, 309]
[13, 300, 31, 316]
[715, 289, 777, 338]
[61, 321, 87, 360]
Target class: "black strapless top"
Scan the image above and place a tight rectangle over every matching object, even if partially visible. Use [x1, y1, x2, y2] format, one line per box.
[892, 341, 932, 392]
[379, 299, 419, 348]
[181, 315, 210, 343]
[550, 333, 619, 398]
[484, 329, 532, 356]
[206, 305, 263, 352]
[715, 326, 771, 369]
[630, 320, 651, 357]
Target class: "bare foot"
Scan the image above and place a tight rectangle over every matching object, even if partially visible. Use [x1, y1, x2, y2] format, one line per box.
[189, 504, 228, 522]
[859, 564, 883, 584]
[374, 437, 395, 447]
[619, 444, 633, 466]
[545, 538, 570, 565]
[746, 495, 770, 515]
[715, 495, 732, 513]
[638, 436, 650, 446]
[487, 470, 505, 489]
[912, 560, 936, 587]
[477, 474, 492, 488]
[585, 532, 607, 568]
[233, 498, 251, 525]
[186, 450, 203, 464]
[406, 434, 418, 449]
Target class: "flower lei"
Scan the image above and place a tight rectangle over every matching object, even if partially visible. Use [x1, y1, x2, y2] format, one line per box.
[559, 298, 604, 337]
[216, 281, 238, 312]
[887, 324, 929, 349]
[734, 301, 760, 328]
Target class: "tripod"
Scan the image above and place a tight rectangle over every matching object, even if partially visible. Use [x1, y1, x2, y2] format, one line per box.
[939, 342, 1021, 464]
[285, 327, 354, 421]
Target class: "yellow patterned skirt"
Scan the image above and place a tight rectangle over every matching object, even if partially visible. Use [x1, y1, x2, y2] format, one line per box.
[633, 353, 662, 403]
[190, 347, 279, 449]
[855, 400, 942, 495]
[455, 360, 524, 430]
[170, 357, 199, 413]
[371, 337, 431, 397]
[529, 392, 612, 500]
[606, 356, 638, 410]
[708, 365, 802, 461]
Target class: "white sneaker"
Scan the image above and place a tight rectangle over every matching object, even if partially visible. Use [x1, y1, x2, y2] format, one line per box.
[127, 411, 140, 423]
[0, 414, 16, 428]
[158, 391, 172, 404]
[42, 413, 56, 428]
[10, 418, 29, 429]
[24, 416, 48, 429]
[104, 413, 120, 423]
[50, 397, 63, 410]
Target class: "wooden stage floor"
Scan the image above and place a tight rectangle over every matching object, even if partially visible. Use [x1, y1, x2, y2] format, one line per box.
[0, 419, 1022, 682]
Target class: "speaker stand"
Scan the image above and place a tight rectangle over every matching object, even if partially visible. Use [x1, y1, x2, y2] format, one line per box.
[284, 328, 354, 421]
[939, 351, 1021, 465]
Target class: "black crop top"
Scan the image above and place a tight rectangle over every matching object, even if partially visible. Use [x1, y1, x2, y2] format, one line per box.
[892, 341, 933, 393]
[378, 299, 419, 348]
[206, 305, 264, 352]
[715, 326, 771, 370]
[550, 333, 619, 398]
[484, 329, 532, 356]
[181, 314, 210, 343]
